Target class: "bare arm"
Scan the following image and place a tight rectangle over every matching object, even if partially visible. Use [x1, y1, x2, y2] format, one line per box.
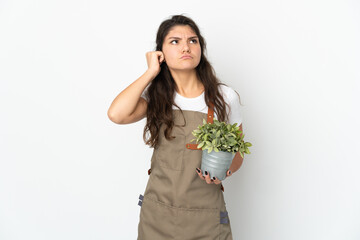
[107, 70, 155, 124]
[107, 51, 165, 124]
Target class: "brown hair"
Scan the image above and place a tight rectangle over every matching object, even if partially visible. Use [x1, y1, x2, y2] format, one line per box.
[143, 14, 242, 149]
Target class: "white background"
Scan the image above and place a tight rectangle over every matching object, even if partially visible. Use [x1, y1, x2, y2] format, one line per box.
[1, 0, 359, 239]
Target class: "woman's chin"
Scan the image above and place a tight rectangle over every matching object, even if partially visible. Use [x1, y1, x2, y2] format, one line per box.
[168, 64, 199, 71]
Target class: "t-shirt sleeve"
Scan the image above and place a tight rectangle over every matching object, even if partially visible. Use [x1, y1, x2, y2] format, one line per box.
[226, 88, 243, 127]
[141, 85, 149, 101]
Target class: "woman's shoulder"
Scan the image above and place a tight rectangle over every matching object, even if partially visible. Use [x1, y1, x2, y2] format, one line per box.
[218, 84, 243, 125]
[218, 84, 239, 102]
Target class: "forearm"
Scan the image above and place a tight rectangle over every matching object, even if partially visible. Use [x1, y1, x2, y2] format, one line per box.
[229, 151, 243, 174]
[107, 70, 155, 123]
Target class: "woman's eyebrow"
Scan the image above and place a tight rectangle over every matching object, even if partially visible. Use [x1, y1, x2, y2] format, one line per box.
[167, 36, 198, 40]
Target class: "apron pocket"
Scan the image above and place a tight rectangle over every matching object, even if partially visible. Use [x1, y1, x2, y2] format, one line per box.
[176, 207, 220, 240]
[138, 195, 177, 240]
[138, 195, 221, 240]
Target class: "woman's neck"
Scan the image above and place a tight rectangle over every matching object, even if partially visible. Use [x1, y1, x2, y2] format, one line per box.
[170, 69, 204, 98]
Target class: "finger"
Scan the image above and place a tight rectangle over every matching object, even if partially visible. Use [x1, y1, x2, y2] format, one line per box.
[212, 176, 221, 185]
[196, 168, 205, 180]
[159, 53, 165, 63]
[223, 170, 231, 180]
[204, 171, 213, 184]
[155, 51, 163, 57]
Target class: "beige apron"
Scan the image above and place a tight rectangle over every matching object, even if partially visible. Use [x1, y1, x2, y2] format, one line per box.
[137, 103, 233, 240]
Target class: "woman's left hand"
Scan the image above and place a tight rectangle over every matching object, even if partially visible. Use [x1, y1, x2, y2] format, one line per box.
[195, 168, 232, 185]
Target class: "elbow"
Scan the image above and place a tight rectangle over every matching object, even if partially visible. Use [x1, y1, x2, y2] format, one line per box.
[107, 110, 124, 124]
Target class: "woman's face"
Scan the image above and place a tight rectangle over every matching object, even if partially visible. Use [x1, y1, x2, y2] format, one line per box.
[162, 25, 201, 72]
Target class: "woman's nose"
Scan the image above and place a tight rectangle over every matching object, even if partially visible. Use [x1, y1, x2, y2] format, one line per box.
[182, 43, 190, 53]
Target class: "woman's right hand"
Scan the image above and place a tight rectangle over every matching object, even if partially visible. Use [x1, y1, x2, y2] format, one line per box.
[146, 51, 165, 78]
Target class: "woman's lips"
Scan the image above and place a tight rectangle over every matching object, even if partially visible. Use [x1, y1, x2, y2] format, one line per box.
[181, 55, 192, 59]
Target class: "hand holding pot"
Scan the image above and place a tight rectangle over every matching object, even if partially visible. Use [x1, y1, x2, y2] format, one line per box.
[195, 168, 232, 185]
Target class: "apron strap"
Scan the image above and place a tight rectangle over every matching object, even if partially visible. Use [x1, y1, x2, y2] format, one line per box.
[185, 143, 200, 150]
[186, 102, 214, 150]
[207, 102, 214, 124]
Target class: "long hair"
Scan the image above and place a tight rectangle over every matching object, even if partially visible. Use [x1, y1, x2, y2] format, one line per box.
[143, 14, 242, 149]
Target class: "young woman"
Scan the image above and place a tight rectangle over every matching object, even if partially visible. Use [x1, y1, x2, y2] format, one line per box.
[108, 14, 244, 240]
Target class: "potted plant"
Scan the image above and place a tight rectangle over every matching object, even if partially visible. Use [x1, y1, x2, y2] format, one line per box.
[190, 118, 252, 181]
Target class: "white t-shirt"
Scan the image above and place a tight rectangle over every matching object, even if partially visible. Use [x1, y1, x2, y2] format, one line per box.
[141, 84, 243, 127]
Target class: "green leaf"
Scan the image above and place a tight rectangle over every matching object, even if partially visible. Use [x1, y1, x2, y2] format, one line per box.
[216, 130, 221, 138]
[245, 142, 252, 147]
[204, 134, 209, 141]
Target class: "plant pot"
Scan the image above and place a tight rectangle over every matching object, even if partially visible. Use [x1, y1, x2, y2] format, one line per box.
[201, 150, 235, 181]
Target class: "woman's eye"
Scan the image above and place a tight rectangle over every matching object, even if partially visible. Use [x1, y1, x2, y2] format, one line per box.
[170, 39, 197, 44]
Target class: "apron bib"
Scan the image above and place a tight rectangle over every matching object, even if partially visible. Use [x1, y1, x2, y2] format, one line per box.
[137, 103, 233, 240]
